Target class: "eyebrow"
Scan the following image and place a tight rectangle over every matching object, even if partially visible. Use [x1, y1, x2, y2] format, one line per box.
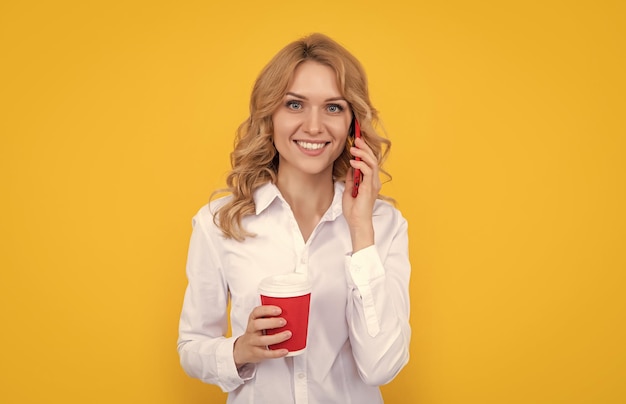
[285, 92, 347, 103]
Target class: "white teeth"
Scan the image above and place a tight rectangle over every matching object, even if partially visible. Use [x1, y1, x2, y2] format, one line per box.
[296, 141, 326, 150]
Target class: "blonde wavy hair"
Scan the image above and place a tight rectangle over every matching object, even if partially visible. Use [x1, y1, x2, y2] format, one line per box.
[213, 32, 392, 241]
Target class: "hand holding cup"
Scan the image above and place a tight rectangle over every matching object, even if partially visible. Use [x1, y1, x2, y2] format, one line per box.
[233, 305, 292, 368]
[259, 273, 312, 356]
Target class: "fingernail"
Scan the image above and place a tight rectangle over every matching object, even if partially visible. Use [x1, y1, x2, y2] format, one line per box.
[279, 319, 286, 326]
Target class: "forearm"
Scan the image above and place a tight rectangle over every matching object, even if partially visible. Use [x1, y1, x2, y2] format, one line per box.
[345, 238, 411, 385]
[346, 275, 411, 385]
[178, 335, 246, 391]
[178, 208, 254, 391]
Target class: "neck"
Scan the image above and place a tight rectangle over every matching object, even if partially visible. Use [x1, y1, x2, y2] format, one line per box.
[275, 170, 335, 216]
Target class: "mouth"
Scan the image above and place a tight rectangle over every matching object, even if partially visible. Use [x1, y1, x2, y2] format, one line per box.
[294, 140, 330, 151]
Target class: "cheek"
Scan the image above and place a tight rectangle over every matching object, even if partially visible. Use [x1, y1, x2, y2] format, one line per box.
[333, 122, 351, 145]
[333, 133, 350, 158]
[328, 117, 351, 135]
[273, 116, 299, 139]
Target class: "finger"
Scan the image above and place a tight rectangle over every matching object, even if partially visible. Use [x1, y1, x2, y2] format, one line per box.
[350, 146, 377, 169]
[254, 345, 289, 359]
[246, 306, 282, 333]
[354, 137, 376, 159]
[349, 160, 381, 196]
[350, 141, 379, 178]
[349, 158, 373, 179]
[250, 305, 282, 320]
[257, 331, 292, 358]
[236, 334, 289, 365]
[245, 329, 291, 354]
[243, 328, 291, 351]
[260, 329, 293, 346]
[354, 135, 369, 149]
[252, 317, 287, 333]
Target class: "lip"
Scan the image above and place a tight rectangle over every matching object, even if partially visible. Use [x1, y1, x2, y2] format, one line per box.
[293, 140, 330, 156]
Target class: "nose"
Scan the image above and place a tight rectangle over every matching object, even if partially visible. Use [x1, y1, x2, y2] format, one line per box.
[303, 108, 323, 135]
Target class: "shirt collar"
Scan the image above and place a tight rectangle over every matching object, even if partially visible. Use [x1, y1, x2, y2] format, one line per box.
[254, 182, 283, 215]
[253, 181, 346, 221]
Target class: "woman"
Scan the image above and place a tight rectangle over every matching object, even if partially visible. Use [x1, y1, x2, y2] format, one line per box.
[178, 33, 411, 403]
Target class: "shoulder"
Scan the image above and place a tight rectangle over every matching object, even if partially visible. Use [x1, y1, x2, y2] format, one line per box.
[192, 194, 233, 230]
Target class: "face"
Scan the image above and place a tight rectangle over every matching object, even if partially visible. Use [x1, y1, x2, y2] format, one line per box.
[271, 61, 352, 180]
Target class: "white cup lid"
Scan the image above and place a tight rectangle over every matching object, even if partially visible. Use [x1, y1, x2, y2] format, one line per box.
[258, 273, 312, 297]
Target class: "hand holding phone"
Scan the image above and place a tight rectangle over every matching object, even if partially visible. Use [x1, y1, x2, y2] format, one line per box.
[351, 118, 362, 198]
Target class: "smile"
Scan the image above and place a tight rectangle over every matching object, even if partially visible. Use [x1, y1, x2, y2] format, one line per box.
[295, 141, 328, 150]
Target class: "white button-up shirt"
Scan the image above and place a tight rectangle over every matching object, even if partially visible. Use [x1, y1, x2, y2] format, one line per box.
[178, 181, 411, 404]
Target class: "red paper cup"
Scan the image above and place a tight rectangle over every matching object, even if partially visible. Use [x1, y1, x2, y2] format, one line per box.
[259, 273, 312, 356]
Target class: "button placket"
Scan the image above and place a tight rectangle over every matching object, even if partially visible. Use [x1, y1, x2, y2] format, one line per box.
[293, 352, 309, 404]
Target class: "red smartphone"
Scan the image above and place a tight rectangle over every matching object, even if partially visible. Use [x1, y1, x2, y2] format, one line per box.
[351, 118, 362, 198]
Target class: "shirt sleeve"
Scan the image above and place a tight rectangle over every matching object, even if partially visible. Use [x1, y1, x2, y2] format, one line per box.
[177, 209, 256, 392]
[344, 213, 411, 386]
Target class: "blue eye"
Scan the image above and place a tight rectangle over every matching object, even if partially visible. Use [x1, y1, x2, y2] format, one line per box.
[327, 104, 344, 113]
[286, 100, 302, 110]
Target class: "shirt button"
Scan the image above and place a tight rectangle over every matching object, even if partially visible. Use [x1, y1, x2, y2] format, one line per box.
[298, 373, 305, 379]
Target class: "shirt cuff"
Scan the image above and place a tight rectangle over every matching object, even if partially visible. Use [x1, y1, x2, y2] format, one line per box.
[346, 245, 385, 286]
[345, 245, 384, 337]
[215, 337, 257, 391]
[237, 362, 256, 381]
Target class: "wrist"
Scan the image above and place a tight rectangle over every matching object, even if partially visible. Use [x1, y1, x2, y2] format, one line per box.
[233, 337, 246, 369]
[350, 224, 374, 253]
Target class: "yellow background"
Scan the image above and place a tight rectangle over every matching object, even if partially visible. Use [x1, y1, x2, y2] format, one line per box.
[1, 1, 625, 403]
